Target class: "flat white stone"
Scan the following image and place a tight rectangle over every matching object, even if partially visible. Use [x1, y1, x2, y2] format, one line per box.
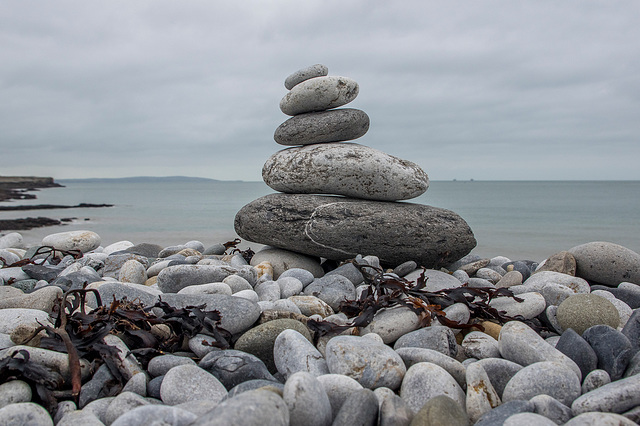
[280, 76, 358, 116]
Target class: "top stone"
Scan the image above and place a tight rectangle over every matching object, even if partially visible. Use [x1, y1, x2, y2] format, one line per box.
[280, 76, 359, 116]
[284, 64, 329, 90]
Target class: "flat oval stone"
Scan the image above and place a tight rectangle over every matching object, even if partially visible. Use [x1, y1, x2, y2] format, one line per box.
[502, 361, 581, 406]
[556, 294, 620, 335]
[0, 286, 62, 312]
[521, 271, 590, 293]
[361, 305, 421, 344]
[325, 335, 406, 390]
[160, 364, 227, 405]
[156, 264, 242, 293]
[404, 268, 464, 291]
[393, 326, 458, 358]
[274, 109, 370, 145]
[280, 76, 358, 116]
[571, 373, 640, 415]
[235, 193, 476, 268]
[263, 143, 429, 201]
[284, 64, 328, 90]
[498, 321, 582, 381]
[42, 230, 101, 253]
[400, 362, 465, 415]
[569, 241, 640, 285]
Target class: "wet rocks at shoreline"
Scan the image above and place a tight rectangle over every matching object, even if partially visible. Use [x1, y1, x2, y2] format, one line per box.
[1, 229, 640, 424]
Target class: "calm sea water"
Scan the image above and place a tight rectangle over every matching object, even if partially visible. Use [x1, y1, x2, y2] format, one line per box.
[2, 180, 638, 262]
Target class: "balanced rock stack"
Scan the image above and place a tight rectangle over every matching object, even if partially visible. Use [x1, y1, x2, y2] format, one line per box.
[235, 64, 476, 268]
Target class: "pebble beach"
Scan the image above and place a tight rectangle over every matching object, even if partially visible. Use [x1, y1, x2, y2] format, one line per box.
[1, 230, 640, 425]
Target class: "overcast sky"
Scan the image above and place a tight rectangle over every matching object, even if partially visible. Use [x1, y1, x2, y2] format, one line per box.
[1, 1, 639, 181]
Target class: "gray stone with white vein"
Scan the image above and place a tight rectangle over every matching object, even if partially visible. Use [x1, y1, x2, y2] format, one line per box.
[235, 193, 476, 268]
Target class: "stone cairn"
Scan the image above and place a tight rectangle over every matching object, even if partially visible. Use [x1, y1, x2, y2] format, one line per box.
[235, 64, 477, 268]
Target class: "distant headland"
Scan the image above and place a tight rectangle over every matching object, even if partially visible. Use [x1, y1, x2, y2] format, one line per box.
[0, 176, 63, 202]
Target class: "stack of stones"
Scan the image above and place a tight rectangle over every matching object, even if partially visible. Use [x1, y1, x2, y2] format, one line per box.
[235, 64, 477, 268]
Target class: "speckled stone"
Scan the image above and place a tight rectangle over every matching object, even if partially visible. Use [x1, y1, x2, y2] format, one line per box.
[571, 373, 640, 415]
[275, 108, 370, 146]
[462, 332, 500, 360]
[0, 380, 32, 409]
[279, 75, 359, 116]
[556, 294, 620, 335]
[400, 362, 465, 415]
[569, 241, 640, 286]
[284, 64, 329, 90]
[395, 347, 467, 390]
[263, 143, 429, 202]
[582, 369, 611, 394]
[42, 230, 101, 253]
[498, 321, 582, 380]
[160, 364, 227, 405]
[0, 402, 53, 425]
[325, 335, 406, 390]
[503, 413, 557, 426]
[502, 361, 581, 406]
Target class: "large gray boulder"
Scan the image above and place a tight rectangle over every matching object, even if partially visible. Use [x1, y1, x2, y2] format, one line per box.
[262, 143, 429, 201]
[235, 193, 476, 268]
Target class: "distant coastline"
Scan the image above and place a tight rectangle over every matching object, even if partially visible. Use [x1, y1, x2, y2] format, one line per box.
[57, 176, 241, 184]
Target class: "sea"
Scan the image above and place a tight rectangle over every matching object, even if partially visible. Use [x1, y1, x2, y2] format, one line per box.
[2, 178, 639, 263]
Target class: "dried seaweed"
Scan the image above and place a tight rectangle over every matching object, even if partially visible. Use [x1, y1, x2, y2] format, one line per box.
[223, 238, 255, 263]
[0, 245, 82, 268]
[307, 263, 540, 344]
[19, 287, 232, 407]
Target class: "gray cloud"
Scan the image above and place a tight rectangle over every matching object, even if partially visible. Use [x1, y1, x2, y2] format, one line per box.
[1, 0, 639, 180]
